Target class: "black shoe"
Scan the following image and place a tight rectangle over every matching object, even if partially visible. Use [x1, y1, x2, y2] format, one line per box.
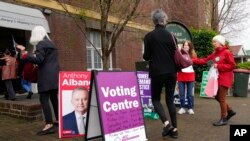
[213, 118, 228, 126]
[4, 94, 9, 100]
[53, 122, 58, 127]
[227, 110, 236, 120]
[170, 129, 178, 138]
[36, 126, 55, 136]
[162, 124, 174, 137]
[10, 98, 16, 101]
[26, 92, 33, 99]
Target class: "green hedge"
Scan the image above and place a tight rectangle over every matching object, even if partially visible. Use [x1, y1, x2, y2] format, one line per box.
[190, 29, 217, 82]
[237, 62, 250, 69]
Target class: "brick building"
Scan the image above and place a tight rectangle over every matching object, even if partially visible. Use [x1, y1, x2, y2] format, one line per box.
[0, 0, 215, 121]
[0, 0, 213, 71]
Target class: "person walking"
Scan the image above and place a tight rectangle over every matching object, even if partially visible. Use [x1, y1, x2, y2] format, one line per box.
[193, 34, 236, 126]
[177, 40, 197, 115]
[17, 26, 60, 135]
[143, 9, 179, 138]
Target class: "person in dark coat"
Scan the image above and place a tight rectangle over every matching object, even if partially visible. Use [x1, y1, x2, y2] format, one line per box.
[143, 9, 179, 138]
[17, 26, 60, 135]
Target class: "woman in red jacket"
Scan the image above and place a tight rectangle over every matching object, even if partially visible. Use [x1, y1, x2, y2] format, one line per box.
[193, 35, 236, 126]
[177, 40, 197, 115]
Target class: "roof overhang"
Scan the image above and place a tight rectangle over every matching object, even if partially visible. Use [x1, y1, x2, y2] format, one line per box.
[0, 1, 50, 32]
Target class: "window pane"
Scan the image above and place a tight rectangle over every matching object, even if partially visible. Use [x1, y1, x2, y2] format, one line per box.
[94, 50, 102, 68]
[86, 30, 104, 70]
[87, 49, 92, 68]
[93, 31, 101, 49]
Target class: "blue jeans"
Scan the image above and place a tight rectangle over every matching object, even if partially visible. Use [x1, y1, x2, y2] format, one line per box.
[178, 81, 194, 109]
[21, 79, 32, 92]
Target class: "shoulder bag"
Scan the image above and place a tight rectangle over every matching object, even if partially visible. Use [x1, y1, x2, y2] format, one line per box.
[171, 34, 193, 70]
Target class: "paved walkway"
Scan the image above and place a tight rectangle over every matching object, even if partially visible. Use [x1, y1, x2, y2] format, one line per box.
[0, 93, 249, 141]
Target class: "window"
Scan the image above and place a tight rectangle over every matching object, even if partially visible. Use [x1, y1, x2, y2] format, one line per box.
[86, 30, 112, 70]
[86, 30, 102, 70]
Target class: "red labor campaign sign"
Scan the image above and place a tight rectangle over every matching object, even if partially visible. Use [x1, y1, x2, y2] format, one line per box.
[58, 71, 91, 138]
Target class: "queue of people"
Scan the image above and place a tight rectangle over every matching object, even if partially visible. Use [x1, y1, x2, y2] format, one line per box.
[17, 26, 60, 135]
[0, 48, 35, 100]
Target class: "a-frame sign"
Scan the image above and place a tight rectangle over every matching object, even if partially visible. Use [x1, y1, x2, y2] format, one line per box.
[85, 71, 147, 141]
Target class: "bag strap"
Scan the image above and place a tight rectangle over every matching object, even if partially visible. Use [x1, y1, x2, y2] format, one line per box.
[170, 33, 178, 48]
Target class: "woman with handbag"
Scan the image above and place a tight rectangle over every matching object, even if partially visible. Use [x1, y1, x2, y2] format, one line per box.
[192, 35, 236, 126]
[17, 26, 60, 135]
[177, 40, 197, 115]
[143, 9, 179, 138]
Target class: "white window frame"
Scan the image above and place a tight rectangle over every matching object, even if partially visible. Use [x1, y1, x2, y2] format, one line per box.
[86, 30, 112, 71]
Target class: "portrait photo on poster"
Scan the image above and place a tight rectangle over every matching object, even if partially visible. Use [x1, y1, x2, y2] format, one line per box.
[62, 87, 89, 136]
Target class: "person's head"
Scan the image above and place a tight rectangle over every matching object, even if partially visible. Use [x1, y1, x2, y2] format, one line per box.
[29, 26, 50, 46]
[182, 40, 196, 58]
[4, 48, 11, 55]
[71, 87, 89, 115]
[212, 35, 225, 48]
[151, 9, 168, 26]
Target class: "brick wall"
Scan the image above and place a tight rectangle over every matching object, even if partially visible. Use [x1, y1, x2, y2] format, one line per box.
[47, 11, 87, 71]
[4, 0, 212, 71]
[0, 100, 43, 121]
[114, 29, 145, 70]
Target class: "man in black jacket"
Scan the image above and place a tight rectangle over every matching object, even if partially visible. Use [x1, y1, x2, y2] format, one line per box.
[143, 9, 178, 138]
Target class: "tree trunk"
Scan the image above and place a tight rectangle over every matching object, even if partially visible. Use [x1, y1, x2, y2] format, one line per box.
[102, 53, 109, 70]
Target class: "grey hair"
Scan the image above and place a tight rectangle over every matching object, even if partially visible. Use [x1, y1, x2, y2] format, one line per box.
[151, 9, 168, 26]
[29, 26, 50, 46]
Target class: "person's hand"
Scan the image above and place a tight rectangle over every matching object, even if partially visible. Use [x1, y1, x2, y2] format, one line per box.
[1, 56, 11, 65]
[214, 63, 218, 68]
[16, 45, 28, 55]
[206, 60, 213, 67]
[16, 45, 25, 51]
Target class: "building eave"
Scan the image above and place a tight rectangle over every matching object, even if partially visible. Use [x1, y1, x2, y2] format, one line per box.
[18, 0, 153, 32]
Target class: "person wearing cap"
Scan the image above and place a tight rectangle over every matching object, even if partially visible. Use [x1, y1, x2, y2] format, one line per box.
[192, 34, 236, 126]
[143, 9, 178, 138]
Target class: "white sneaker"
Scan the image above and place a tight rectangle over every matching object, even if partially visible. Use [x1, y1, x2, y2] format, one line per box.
[188, 109, 194, 114]
[178, 108, 186, 114]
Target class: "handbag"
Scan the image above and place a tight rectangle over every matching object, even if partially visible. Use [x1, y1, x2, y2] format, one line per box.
[171, 34, 193, 69]
[204, 66, 218, 97]
[23, 62, 38, 83]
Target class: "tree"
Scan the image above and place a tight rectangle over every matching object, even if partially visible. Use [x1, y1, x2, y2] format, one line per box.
[211, 0, 249, 35]
[56, 0, 142, 70]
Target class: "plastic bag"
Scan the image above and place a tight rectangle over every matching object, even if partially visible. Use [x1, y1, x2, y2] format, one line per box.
[204, 66, 218, 97]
